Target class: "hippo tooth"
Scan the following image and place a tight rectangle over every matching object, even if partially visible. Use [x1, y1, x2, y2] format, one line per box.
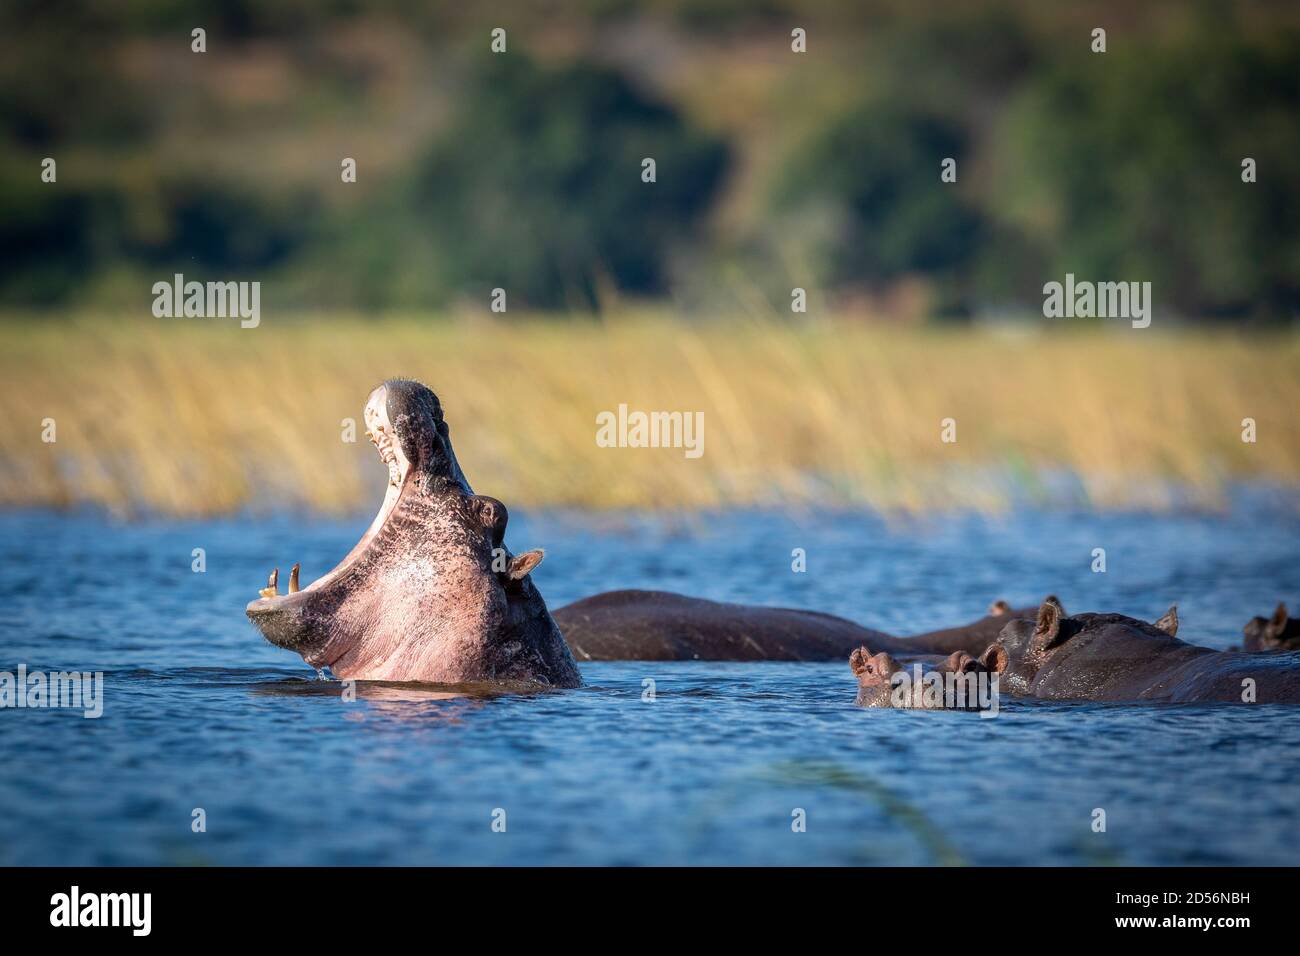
[258, 567, 279, 599]
[288, 563, 300, 594]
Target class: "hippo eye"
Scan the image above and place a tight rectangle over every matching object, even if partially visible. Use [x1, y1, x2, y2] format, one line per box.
[865, 664, 873, 674]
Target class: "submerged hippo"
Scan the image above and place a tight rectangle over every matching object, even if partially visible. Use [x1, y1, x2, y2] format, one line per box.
[554, 590, 1038, 662]
[1243, 603, 1299, 652]
[245, 380, 581, 688]
[979, 598, 1300, 704]
[850, 646, 996, 710]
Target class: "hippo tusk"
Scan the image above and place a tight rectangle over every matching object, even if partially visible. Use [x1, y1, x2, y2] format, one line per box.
[258, 567, 279, 599]
[288, 563, 300, 594]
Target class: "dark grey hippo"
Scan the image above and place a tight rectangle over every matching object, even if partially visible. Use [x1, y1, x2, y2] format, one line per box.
[980, 598, 1300, 704]
[850, 646, 996, 710]
[1243, 603, 1299, 652]
[245, 380, 581, 688]
[554, 591, 1038, 662]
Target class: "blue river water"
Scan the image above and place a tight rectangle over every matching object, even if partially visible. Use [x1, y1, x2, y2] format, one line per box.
[1, 499, 1297, 865]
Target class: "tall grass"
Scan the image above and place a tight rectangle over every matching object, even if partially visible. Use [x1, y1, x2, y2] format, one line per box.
[1, 313, 1297, 517]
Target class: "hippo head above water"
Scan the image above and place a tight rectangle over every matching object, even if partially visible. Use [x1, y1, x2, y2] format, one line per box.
[1243, 603, 1299, 652]
[850, 646, 994, 710]
[245, 380, 581, 688]
[978, 596, 1179, 696]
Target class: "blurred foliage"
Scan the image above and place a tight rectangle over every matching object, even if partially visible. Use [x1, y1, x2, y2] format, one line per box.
[992, 26, 1300, 318]
[0, 0, 1297, 318]
[316, 55, 728, 309]
[769, 104, 981, 311]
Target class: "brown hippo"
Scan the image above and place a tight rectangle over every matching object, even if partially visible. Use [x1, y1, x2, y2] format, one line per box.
[553, 591, 1041, 662]
[1243, 603, 1299, 652]
[850, 646, 997, 711]
[979, 598, 1300, 704]
[245, 380, 581, 688]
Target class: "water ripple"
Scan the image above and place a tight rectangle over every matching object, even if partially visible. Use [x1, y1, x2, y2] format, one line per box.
[0, 505, 1297, 864]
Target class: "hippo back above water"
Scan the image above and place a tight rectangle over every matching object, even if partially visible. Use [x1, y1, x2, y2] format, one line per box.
[554, 590, 1036, 662]
[555, 590, 898, 661]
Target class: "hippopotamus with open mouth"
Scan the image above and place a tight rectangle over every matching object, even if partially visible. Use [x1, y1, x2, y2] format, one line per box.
[246, 380, 581, 688]
[979, 597, 1300, 704]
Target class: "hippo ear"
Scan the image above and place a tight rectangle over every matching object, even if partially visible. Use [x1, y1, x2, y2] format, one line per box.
[1271, 602, 1290, 634]
[849, 648, 895, 678]
[872, 652, 899, 676]
[1043, 594, 1067, 617]
[946, 651, 981, 674]
[1032, 597, 1066, 650]
[1154, 605, 1179, 636]
[979, 644, 1009, 674]
[988, 600, 1011, 617]
[507, 549, 544, 580]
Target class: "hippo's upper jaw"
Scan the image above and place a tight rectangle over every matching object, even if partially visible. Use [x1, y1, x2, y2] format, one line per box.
[245, 381, 581, 689]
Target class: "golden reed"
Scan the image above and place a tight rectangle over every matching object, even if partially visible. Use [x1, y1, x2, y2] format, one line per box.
[1, 313, 1297, 516]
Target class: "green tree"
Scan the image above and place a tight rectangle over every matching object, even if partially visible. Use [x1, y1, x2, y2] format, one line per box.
[769, 102, 983, 308]
[994, 25, 1300, 318]
[386, 54, 730, 310]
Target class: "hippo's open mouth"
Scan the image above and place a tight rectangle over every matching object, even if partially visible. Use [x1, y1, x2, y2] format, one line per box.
[244, 384, 411, 664]
[242, 378, 580, 688]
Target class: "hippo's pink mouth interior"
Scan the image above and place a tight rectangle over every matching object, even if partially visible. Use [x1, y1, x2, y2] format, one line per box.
[251, 384, 410, 602]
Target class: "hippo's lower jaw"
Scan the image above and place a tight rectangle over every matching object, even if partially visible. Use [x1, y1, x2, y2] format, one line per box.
[244, 390, 416, 671]
[245, 573, 354, 670]
[245, 412, 411, 671]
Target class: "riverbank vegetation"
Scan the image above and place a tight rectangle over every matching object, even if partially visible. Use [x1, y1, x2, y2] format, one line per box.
[2, 314, 1296, 516]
